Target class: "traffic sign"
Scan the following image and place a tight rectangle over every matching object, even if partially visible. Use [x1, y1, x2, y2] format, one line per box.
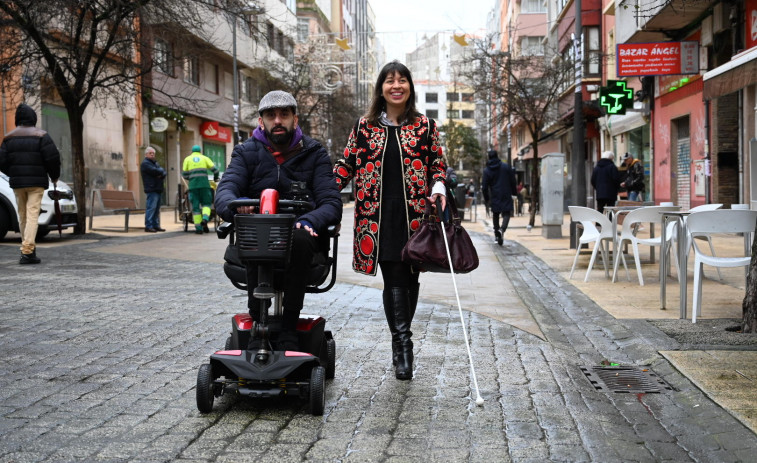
[599, 80, 634, 115]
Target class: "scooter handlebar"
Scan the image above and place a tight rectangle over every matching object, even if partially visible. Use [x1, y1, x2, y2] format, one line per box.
[229, 198, 314, 213]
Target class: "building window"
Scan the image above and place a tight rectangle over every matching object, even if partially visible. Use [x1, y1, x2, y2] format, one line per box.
[267, 22, 275, 48]
[243, 76, 256, 103]
[224, 71, 233, 100]
[585, 27, 600, 76]
[204, 62, 218, 94]
[426, 92, 438, 103]
[183, 55, 199, 85]
[522, 0, 546, 13]
[448, 109, 460, 119]
[297, 17, 309, 43]
[461, 110, 474, 119]
[154, 38, 173, 75]
[427, 109, 438, 119]
[446, 92, 459, 102]
[521, 36, 544, 56]
[462, 92, 474, 102]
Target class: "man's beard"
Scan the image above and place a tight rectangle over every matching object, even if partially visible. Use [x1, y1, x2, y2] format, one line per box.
[265, 125, 294, 146]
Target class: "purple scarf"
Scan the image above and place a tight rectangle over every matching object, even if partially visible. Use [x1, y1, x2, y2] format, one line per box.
[253, 125, 303, 152]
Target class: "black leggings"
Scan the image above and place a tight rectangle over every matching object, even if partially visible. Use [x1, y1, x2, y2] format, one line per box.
[379, 261, 419, 289]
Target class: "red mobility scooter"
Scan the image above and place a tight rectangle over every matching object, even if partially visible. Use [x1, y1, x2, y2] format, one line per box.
[195, 186, 338, 415]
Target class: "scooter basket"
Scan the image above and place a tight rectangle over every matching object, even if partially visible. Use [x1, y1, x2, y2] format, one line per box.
[234, 214, 296, 262]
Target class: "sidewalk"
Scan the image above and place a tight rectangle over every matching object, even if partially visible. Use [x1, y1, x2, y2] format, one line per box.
[476, 204, 757, 434]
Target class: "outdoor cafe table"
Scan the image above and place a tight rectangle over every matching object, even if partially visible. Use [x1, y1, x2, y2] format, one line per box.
[659, 211, 691, 318]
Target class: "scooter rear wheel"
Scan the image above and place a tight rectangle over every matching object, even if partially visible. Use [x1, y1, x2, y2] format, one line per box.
[325, 338, 336, 380]
[196, 363, 215, 413]
[309, 366, 325, 416]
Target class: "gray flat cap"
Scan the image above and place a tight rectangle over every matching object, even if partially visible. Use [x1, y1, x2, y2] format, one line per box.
[258, 90, 297, 114]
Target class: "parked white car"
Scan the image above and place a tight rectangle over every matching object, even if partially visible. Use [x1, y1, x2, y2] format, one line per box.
[0, 172, 78, 239]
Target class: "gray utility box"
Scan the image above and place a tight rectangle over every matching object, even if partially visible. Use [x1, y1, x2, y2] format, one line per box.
[540, 152, 565, 238]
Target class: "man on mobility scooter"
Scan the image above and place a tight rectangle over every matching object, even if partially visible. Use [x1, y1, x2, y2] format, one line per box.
[202, 90, 342, 414]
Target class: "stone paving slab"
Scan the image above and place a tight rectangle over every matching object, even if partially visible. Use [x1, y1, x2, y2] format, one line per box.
[1, 208, 757, 462]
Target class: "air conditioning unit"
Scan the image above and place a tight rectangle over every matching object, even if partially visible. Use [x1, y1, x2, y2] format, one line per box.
[712, 3, 728, 34]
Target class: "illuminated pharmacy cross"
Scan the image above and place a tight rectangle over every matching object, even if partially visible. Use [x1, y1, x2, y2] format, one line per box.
[599, 80, 634, 115]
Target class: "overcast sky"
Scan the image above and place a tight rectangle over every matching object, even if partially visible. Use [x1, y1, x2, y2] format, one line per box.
[371, 0, 495, 63]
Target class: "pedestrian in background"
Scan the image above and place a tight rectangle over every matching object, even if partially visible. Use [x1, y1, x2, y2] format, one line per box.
[140, 146, 166, 232]
[516, 181, 525, 215]
[444, 165, 457, 221]
[620, 152, 645, 202]
[182, 145, 219, 234]
[591, 150, 621, 213]
[466, 178, 476, 198]
[0, 103, 60, 264]
[482, 149, 517, 246]
[334, 60, 447, 381]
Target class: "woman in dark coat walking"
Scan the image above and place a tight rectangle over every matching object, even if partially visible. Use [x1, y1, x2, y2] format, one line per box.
[482, 149, 517, 246]
[590, 151, 621, 213]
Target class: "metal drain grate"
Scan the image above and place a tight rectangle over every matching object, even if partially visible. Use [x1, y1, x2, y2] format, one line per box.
[580, 365, 672, 393]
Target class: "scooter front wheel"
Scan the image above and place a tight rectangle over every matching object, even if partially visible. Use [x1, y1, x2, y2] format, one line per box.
[196, 363, 215, 413]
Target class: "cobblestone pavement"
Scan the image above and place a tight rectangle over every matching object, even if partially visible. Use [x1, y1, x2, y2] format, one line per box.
[1, 229, 756, 462]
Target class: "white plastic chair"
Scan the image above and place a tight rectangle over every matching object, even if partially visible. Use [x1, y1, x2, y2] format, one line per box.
[666, 204, 723, 281]
[568, 206, 627, 281]
[612, 206, 681, 286]
[687, 209, 757, 323]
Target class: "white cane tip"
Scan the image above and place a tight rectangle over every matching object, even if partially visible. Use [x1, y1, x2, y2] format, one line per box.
[475, 397, 484, 406]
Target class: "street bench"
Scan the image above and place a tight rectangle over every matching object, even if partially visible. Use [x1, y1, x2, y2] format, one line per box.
[88, 189, 145, 232]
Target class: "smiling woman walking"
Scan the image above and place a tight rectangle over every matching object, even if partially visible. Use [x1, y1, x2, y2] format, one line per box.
[334, 61, 447, 380]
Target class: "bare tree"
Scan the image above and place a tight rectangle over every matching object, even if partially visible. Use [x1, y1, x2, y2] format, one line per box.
[440, 120, 482, 170]
[459, 36, 573, 227]
[254, 36, 361, 160]
[0, 0, 223, 233]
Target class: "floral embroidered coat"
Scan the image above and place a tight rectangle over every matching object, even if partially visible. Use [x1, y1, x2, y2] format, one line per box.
[334, 115, 446, 275]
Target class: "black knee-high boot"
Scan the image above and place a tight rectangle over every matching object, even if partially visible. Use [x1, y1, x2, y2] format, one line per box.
[385, 282, 420, 367]
[383, 287, 413, 380]
[408, 281, 420, 319]
[382, 289, 400, 367]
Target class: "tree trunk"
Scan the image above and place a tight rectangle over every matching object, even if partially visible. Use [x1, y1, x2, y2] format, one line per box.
[68, 111, 86, 235]
[742, 223, 757, 333]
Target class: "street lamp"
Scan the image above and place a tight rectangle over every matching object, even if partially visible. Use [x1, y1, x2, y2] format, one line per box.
[231, 1, 264, 146]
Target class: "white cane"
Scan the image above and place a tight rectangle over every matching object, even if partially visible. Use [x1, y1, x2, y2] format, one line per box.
[436, 198, 484, 406]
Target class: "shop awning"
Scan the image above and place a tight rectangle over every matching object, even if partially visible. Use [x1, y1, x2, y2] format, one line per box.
[703, 47, 757, 100]
[606, 112, 647, 137]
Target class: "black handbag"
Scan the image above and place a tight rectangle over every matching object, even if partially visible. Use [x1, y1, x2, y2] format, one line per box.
[401, 198, 479, 273]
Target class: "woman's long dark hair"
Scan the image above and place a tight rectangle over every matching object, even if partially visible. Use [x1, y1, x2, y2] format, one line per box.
[365, 60, 419, 125]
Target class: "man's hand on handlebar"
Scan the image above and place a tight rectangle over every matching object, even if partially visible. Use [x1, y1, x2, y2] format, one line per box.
[296, 222, 318, 237]
[236, 205, 257, 214]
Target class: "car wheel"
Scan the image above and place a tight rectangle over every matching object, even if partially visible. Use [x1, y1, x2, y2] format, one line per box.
[0, 206, 9, 239]
[309, 366, 325, 416]
[36, 228, 50, 240]
[196, 363, 215, 413]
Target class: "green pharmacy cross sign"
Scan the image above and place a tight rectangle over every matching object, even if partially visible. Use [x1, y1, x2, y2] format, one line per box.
[599, 80, 634, 115]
